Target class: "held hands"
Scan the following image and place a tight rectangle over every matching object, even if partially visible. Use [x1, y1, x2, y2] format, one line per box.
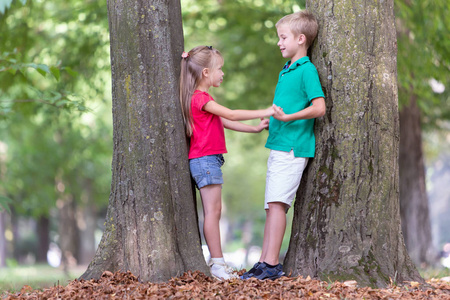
[272, 105, 289, 121]
[256, 105, 277, 132]
[256, 118, 270, 132]
[254, 104, 286, 132]
[265, 105, 276, 117]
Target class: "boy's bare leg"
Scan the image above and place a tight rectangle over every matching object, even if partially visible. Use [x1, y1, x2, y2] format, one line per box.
[199, 184, 223, 258]
[260, 202, 288, 265]
[259, 209, 270, 263]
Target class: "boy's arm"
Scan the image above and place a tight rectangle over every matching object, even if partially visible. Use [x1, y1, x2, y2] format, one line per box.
[203, 101, 274, 121]
[221, 117, 270, 133]
[273, 97, 325, 122]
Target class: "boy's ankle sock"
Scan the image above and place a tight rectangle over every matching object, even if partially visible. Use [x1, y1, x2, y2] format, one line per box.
[263, 262, 278, 268]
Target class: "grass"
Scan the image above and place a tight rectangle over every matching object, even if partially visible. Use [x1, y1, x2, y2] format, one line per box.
[0, 264, 84, 295]
[419, 266, 450, 280]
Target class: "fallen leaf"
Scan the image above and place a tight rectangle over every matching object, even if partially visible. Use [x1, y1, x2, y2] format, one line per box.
[343, 280, 358, 288]
[2, 270, 450, 300]
[409, 281, 420, 288]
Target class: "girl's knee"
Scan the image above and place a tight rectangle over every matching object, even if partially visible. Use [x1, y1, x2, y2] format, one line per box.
[204, 207, 222, 219]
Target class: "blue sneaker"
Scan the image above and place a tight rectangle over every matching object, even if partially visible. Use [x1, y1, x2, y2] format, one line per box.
[240, 262, 262, 279]
[252, 263, 285, 280]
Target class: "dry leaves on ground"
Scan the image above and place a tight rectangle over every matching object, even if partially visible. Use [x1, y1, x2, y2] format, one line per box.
[3, 270, 450, 299]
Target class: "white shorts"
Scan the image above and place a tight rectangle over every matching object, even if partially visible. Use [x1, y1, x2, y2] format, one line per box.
[264, 150, 309, 210]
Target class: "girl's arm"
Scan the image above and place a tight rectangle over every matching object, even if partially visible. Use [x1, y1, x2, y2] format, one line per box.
[204, 101, 274, 121]
[221, 117, 270, 133]
[273, 97, 326, 122]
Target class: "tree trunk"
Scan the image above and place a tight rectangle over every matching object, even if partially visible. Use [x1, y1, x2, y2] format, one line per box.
[80, 0, 207, 282]
[399, 96, 435, 267]
[77, 204, 97, 266]
[284, 0, 422, 287]
[58, 196, 79, 271]
[77, 179, 97, 266]
[0, 212, 6, 267]
[36, 216, 50, 263]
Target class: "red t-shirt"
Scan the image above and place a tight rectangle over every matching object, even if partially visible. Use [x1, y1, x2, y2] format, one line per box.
[188, 90, 227, 159]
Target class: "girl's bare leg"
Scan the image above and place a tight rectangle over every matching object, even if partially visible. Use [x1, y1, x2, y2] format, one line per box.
[199, 184, 223, 258]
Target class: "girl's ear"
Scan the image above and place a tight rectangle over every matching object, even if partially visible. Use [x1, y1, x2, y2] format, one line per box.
[202, 68, 210, 78]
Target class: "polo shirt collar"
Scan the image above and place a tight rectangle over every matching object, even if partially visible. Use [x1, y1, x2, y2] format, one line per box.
[282, 56, 310, 70]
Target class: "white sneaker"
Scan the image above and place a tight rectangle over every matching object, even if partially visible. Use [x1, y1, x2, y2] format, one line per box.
[208, 260, 238, 280]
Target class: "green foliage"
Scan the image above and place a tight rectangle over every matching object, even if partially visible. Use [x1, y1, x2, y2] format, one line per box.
[0, 0, 26, 15]
[395, 0, 450, 130]
[0, 195, 12, 213]
[0, 0, 112, 221]
[0, 0, 109, 117]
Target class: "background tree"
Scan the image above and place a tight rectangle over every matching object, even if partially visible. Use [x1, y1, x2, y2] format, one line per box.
[80, 0, 208, 282]
[283, 0, 422, 287]
[395, 0, 449, 267]
[0, 0, 112, 268]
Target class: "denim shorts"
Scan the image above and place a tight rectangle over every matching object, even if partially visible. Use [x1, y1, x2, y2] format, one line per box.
[189, 154, 225, 189]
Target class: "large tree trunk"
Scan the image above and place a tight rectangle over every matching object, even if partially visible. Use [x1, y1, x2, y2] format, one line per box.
[80, 0, 207, 282]
[399, 96, 435, 267]
[284, 0, 422, 287]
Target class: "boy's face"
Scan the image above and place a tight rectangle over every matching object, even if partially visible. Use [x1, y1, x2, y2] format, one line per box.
[276, 24, 304, 61]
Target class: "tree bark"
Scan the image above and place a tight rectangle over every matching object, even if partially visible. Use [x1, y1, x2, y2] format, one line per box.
[80, 0, 208, 282]
[36, 216, 50, 263]
[399, 96, 436, 267]
[284, 0, 422, 287]
[0, 212, 6, 267]
[58, 196, 79, 271]
[77, 204, 97, 266]
[77, 179, 97, 266]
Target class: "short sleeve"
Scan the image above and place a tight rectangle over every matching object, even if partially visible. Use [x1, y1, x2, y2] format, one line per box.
[192, 91, 213, 111]
[303, 64, 325, 102]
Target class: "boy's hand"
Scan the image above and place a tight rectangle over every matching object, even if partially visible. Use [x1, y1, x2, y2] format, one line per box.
[256, 118, 270, 132]
[273, 105, 289, 121]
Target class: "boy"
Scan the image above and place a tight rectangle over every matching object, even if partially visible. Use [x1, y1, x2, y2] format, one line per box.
[243, 11, 326, 280]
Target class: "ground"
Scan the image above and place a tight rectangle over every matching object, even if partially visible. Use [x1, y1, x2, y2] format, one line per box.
[2, 270, 450, 299]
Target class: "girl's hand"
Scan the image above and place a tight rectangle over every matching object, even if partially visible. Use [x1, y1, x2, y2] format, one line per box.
[256, 118, 270, 132]
[265, 105, 276, 117]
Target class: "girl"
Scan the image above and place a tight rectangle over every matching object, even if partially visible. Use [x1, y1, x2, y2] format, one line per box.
[180, 46, 274, 280]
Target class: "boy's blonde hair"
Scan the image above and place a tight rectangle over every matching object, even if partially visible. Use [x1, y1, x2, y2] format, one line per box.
[179, 46, 223, 137]
[276, 11, 319, 49]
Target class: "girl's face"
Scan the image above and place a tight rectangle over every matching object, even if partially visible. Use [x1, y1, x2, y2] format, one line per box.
[209, 57, 224, 88]
[276, 24, 302, 61]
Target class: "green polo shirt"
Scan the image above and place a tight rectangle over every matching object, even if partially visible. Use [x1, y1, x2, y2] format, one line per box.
[265, 56, 324, 157]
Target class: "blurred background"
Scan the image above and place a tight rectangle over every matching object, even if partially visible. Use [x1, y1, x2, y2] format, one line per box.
[0, 0, 449, 291]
